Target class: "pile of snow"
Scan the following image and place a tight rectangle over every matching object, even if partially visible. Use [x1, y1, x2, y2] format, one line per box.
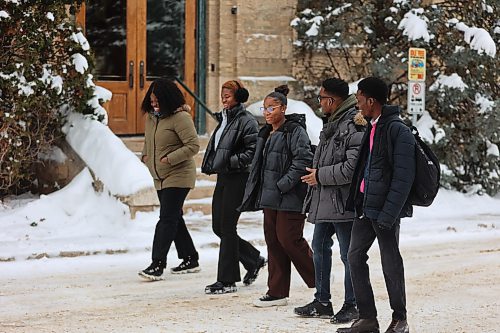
[0, 169, 131, 259]
[62, 113, 153, 196]
[247, 98, 322, 145]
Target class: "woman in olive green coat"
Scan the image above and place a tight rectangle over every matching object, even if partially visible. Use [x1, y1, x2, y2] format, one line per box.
[138, 78, 201, 281]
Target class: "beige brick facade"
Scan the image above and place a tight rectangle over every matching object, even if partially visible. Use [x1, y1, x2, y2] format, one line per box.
[205, 0, 300, 133]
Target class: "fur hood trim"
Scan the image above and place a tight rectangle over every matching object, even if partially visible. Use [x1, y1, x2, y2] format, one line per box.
[354, 111, 368, 126]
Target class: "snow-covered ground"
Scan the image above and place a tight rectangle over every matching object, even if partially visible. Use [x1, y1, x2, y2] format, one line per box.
[1, 167, 500, 332]
[1, 166, 499, 262]
[1, 110, 499, 332]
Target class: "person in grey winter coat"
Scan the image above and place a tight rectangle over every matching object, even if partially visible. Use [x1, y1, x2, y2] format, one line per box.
[294, 78, 367, 323]
[240, 85, 315, 308]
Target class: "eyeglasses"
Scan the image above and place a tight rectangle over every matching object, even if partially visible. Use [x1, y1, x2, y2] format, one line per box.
[317, 95, 335, 103]
[260, 105, 281, 114]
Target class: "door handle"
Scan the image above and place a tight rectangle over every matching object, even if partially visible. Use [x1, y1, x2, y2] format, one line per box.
[140, 61, 145, 89]
[129, 61, 134, 88]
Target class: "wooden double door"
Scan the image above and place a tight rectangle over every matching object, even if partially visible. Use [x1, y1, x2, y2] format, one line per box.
[78, 0, 196, 134]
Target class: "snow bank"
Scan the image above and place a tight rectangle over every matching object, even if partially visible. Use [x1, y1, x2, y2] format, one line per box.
[404, 189, 500, 245]
[0, 168, 130, 260]
[247, 98, 322, 145]
[1, 182, 499, 261]
[62, 113, 153, 196]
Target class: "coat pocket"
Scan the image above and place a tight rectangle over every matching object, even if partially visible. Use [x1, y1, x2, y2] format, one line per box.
[334, 188, 345, 214]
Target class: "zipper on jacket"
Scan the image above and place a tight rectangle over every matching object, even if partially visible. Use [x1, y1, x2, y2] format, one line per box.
[205, 110, 245, 173]
[215, 110, 242, 151]
[256, 135, 273, 207]
[152, 117, 162, 181]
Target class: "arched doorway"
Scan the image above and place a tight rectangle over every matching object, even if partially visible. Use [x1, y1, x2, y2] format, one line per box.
[77, 0, 196, 134]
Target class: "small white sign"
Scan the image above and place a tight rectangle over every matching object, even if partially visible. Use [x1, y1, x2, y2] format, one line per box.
[408, 81, 425, 115]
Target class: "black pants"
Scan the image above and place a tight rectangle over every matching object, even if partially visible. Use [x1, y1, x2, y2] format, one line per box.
[212, 173, 261, 283]
[152, 187, 199, 265]
[348, 217, 406, 321]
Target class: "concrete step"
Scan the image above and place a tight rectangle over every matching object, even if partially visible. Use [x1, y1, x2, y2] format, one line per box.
[121, 135, 215, 217]
[196, 169, 217, 181]
[122, 135, 210, 155]
[121, 136, 145, 154]
[184, 197, 212, 215]
[187, 180, 216, 200]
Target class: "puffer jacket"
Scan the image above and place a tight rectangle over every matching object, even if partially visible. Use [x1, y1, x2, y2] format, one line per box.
[239, 113, 313, 213]
[303, 105, 367, 223]
[142, 105, 200, 190]
[201, 103, 258, 175]
[346, 105, 416, 229]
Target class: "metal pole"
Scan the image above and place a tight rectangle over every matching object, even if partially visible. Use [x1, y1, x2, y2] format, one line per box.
[174, 77, 215, 120]
[196, 0, 207, 133]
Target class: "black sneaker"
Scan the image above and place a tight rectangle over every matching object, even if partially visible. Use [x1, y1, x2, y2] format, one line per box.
[170, 257, 201, 274]
[331, 303, 359, 324]
[294, 299, 333, 318]
[204, 281, 237, 294]
[138, 261, 165, 281]
[243, 256, 267, 286]
[253, 294, 287, 307]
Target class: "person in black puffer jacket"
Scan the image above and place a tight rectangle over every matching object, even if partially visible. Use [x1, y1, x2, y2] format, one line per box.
[240, 85, 315, 308]
[338, 77, 416, 333]
[202, 80, 265, 295]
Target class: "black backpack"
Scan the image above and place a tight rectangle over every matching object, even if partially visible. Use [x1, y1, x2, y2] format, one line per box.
[388, 120, 440, 207]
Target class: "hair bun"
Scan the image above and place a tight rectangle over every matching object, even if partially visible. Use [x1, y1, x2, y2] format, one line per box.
[274, 85, 289, 97]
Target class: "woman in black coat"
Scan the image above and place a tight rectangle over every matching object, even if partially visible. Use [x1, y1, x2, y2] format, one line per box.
[240, 85, 315, 307]
[202, 80, 266, 294]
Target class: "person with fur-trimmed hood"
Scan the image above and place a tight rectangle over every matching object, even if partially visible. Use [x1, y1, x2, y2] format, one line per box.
[294, 78, 367, 323]
[239, 85, 315, 308]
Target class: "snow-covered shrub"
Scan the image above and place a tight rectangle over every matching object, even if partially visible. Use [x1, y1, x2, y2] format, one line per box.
[0, 1, 102, 197]
[292, 0, 499, 195]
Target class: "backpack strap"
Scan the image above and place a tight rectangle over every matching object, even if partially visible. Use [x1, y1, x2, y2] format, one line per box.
[385, 118, 408, 166]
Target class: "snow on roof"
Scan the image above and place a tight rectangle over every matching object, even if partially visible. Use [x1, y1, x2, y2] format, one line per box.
[239, 76, 296, 82]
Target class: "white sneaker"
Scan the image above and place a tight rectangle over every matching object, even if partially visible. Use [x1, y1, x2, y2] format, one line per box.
[253, 294, 288, 307]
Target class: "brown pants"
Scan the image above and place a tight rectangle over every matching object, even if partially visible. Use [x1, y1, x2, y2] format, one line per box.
[263, 208, 315, 298]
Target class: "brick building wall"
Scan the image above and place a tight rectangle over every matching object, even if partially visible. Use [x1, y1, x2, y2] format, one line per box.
[205, 0, 300, 133]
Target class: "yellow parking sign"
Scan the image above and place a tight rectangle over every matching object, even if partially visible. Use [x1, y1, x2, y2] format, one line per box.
[408, 48, 426, 81]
